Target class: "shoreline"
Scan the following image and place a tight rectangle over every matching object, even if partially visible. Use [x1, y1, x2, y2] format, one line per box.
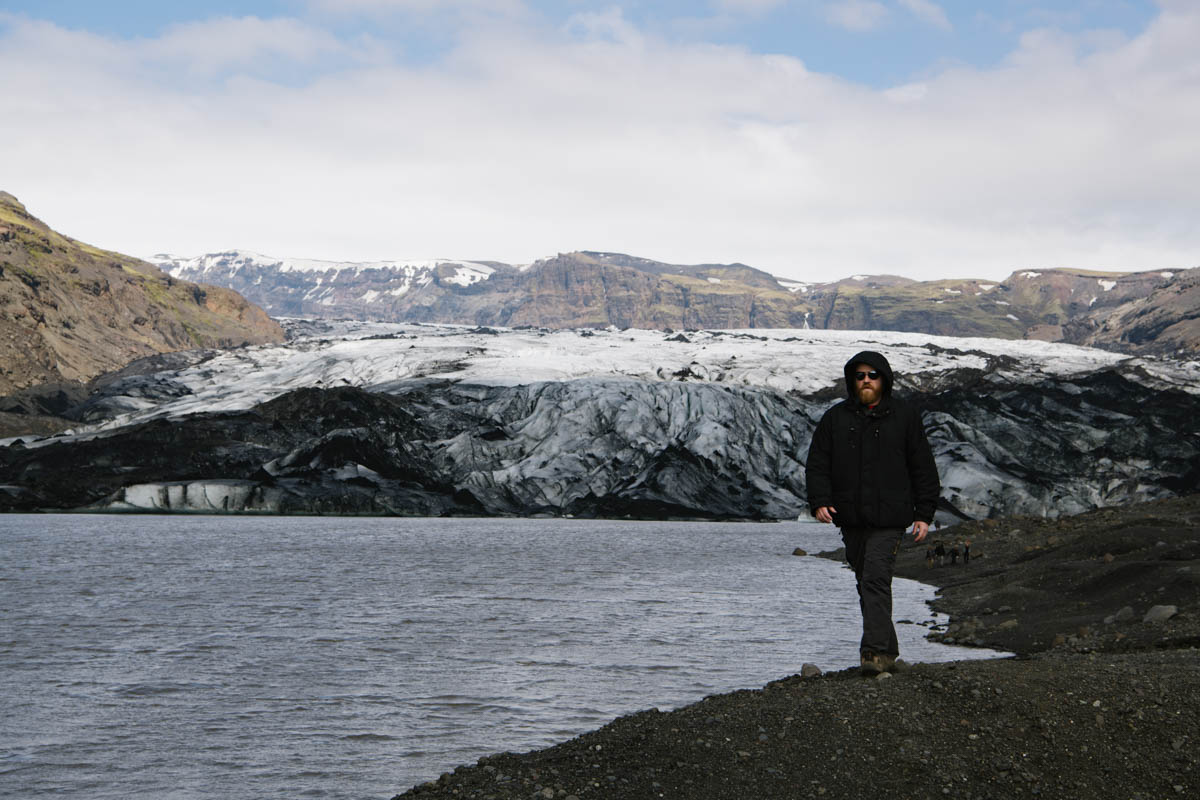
[391, 494, 1200, 799]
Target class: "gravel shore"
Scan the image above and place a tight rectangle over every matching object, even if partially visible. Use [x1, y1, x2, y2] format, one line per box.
[392, 495, 1200, 800]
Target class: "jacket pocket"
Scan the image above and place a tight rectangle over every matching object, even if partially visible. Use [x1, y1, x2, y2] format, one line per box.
[831, 489, 857, 526]
[877, 488, 914, 527]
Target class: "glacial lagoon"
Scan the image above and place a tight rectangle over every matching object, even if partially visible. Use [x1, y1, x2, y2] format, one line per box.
[1, 515, 1003, 799]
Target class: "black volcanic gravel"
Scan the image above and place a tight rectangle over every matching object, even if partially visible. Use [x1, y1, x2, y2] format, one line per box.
[392, 495, 1200, 800]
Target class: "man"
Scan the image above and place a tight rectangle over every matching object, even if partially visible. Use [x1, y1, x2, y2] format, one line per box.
[805, 351, 940, 675]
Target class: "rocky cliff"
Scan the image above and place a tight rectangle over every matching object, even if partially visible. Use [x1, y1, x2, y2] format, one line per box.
[155, 250, 1199, 356]
[0, 192, 284, 395]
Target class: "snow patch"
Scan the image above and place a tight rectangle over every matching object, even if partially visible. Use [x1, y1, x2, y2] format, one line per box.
[151, 251, 500, 282]
[445, 264, 495, 287]
[1019, 271, 1042, 279]
[707, 277, 722, 284]
[944, 288, 962, 295]
[1098, 279, 1117, 292]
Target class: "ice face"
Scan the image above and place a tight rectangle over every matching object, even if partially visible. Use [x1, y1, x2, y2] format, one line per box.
[7, 321, 1198, 520]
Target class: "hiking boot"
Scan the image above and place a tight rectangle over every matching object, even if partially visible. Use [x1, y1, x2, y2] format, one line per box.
[860, 652, 886, 676]
[878, 654, 897, 672]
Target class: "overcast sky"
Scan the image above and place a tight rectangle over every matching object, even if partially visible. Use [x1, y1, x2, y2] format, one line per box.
[1, 1, 1195, 282]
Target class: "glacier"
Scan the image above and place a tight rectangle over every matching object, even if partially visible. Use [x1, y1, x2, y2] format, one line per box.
[1, 321, 1196, 519]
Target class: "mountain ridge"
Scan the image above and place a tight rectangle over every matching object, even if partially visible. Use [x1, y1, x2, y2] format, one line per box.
[154, 248, 1200, 355]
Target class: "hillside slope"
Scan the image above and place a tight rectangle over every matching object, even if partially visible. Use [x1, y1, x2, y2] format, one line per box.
[0, 192, 283, 394]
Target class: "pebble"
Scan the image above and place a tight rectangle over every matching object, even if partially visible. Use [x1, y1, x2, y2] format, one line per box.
[801, 663, 822, 678]
[1104, 606, 1135, 624]
[1143, 605, 1178, 624]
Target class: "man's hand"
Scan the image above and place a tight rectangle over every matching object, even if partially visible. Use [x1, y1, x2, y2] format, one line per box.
[815, 506, 836, 524]
[911, 521, 929, 542]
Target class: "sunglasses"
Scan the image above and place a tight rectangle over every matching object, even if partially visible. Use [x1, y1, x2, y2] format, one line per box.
[855, 370, 881, 381]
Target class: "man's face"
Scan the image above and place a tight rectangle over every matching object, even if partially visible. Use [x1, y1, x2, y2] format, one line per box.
[853, 362, 882, 405]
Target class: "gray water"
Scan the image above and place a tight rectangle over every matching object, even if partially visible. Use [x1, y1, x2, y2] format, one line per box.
[1, 515, 1001, 799]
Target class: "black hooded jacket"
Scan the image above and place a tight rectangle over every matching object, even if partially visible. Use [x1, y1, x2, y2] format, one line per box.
[805, 350, 940, 528]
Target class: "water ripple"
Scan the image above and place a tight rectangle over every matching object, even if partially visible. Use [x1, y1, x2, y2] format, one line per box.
[1, 514, 1002, 800]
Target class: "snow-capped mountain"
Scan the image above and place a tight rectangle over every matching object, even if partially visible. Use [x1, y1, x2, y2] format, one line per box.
[2, 322, 1196, 521]
[151, 250, 507, 319]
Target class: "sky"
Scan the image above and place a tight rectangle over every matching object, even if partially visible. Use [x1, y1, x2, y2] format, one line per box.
[1, 0, 1196, 283]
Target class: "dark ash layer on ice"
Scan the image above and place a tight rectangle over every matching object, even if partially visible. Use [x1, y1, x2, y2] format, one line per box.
[2, 363, 1197, 518]
[390, 495, 1200, 800]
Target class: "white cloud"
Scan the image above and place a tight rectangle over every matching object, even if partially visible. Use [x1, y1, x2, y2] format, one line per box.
[308, 0, 526, 13]
[1, 6, 1199, 284]
[711, 0, 789, 13]
[824, 1, 889, 32]
[884, 81, 929, 102]
[145, 17, 348, 75]
[898, 0, 951, 31]
[563, 7, 645, 46]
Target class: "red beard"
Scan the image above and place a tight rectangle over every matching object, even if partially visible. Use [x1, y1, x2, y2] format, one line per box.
[857, 385, 880, 405]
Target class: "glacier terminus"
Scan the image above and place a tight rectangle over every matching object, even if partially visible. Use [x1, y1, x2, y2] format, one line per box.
[1, 321, 1197, 520]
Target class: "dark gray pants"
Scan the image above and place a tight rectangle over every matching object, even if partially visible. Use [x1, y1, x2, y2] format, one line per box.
[841, 527, 903, 657]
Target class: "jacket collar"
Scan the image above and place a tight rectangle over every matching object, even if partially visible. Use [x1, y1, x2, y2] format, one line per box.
[849, 396, 892, 418]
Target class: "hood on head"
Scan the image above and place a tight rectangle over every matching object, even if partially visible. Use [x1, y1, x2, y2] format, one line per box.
[843, 350, 894, 399]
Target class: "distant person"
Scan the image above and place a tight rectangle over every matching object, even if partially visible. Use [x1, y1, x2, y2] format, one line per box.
[963, 539, 971, 566]
[935, 540, 946, 566]
[806, 351, 941, 676]
[950, 542, 960, 566]
[925, 545, 935, 569]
